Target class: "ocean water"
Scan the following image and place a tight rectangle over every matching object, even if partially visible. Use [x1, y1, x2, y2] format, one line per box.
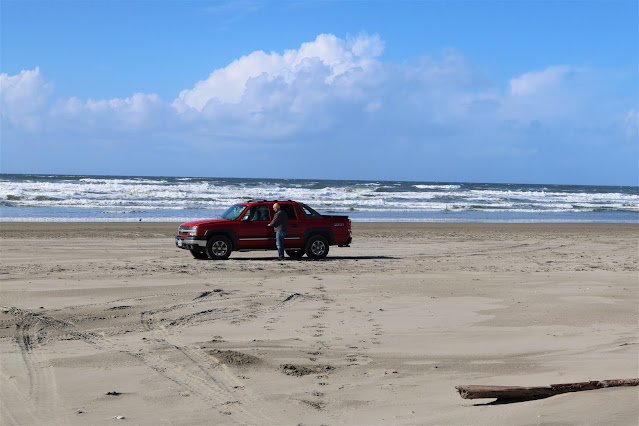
[1, 174, 637, 223]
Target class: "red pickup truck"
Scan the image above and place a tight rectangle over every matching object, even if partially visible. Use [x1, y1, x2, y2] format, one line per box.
[175, 200, 352, 260]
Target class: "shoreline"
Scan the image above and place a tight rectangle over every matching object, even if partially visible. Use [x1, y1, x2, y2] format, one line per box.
[2, 216, 638, 224]
[2, 221, 638, 240]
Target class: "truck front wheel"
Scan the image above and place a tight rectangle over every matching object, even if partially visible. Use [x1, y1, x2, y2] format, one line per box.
[190, 249, 208, 259]
[305, 235, 329, 259]
[206, 236, 232, 260]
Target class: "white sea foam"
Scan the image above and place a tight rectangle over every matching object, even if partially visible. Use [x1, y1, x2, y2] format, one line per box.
[413, 184, 461, 190]
[1, 175, 637, 222]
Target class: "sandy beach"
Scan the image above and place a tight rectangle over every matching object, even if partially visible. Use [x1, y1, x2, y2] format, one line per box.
[1, 222, 637, 425]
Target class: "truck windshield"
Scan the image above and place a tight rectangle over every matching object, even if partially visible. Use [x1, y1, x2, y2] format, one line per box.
[220, 204, 247, 220]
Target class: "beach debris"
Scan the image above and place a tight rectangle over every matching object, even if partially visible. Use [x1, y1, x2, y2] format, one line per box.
[281, 293, 303, 304]
[301, 399, 326, 410]
[194, 291, 213, 300]
[114, 415, 126, 420]
[207, 349, 260, 366]
[106, 391, 122, 396]
[456, 378, 639, 401]
[194, 289, 226, 300]
[281, 364, 334, 377]
[107, 305, 131, 311]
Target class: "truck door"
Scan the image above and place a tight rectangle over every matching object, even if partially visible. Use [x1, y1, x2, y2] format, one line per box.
[236, 204, 272, 249]
[279, 203, 303, 249]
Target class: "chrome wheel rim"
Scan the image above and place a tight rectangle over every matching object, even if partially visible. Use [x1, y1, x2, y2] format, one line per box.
[310, 240, 326, 256]
[211, 241, 228, 256]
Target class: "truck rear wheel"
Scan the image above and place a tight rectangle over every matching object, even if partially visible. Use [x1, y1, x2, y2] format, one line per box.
[206, 236, 232, 260]
[305, 235, 329, 259]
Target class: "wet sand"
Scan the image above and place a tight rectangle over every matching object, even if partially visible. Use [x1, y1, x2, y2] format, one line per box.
[1, 222, 638, 425]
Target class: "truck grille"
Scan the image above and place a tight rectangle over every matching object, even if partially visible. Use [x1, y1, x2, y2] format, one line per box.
[178, 225, 190, 236]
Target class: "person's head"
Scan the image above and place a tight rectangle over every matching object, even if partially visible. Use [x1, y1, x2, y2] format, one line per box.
[273, 203, 280, 212]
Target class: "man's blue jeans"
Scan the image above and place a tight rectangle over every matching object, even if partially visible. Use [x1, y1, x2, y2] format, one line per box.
[276, 231, 286, 259]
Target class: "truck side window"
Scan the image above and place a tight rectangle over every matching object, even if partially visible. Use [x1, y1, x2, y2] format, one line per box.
[245, 205, 270, 221]
[280, 204, 297, 220]
[300, 204, 322, 218]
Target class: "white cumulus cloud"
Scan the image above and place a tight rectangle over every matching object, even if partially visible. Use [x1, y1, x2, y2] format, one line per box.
[174, 33, 384, 111]
[623, 109, 639, 138]
[509, 65, 578, 96]
[1, 67, 53, 130]
[52, 93, 167, 130]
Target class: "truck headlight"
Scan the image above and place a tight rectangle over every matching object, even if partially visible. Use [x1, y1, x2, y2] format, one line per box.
[188, 226, 198, 236]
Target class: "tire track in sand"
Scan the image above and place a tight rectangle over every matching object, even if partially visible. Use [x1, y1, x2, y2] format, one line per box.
[137, 292, 307, 423]
[1, 306, 71, 425]
[1, 290, 304, 424]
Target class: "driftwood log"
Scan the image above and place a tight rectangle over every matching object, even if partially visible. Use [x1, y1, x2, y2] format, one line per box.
[456, 378, 639, 400]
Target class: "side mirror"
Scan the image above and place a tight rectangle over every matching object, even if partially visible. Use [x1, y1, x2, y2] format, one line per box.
[242, 214, 250, 221]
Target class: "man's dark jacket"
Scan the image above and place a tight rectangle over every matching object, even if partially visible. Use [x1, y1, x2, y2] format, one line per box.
[270, 209, 288, 234]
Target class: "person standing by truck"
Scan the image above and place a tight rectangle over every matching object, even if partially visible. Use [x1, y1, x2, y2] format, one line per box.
[268, 203, 288, 260]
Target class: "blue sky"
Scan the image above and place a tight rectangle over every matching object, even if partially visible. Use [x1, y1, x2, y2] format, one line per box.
[1, 0, 637, 185]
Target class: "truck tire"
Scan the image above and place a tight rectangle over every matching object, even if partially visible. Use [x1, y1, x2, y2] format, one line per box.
[206, 235, 232, 260]
[285, 249, 305, 258]
[190, 249, 208, 259]
[305, 235, 329, 259]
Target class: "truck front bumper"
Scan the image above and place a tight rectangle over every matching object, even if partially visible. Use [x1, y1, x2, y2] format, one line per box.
[175, 236, 207, 250]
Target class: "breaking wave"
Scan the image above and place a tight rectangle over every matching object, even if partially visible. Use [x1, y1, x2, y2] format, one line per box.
[1, 174, 637, 222]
